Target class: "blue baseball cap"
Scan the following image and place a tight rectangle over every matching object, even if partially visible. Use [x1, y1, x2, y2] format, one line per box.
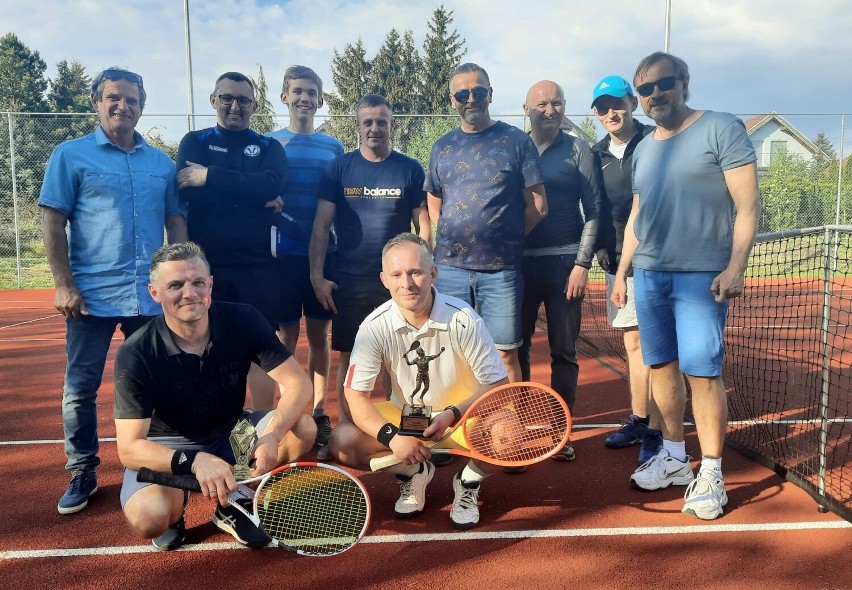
[591, 76, 633, 107]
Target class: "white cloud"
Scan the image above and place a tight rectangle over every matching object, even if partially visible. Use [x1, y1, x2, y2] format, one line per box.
[3, 0, 851, 146]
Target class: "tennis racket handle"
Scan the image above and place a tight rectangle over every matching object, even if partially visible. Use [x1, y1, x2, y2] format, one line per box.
[369, 453, 404, 471]
[136, 467, 203, 492]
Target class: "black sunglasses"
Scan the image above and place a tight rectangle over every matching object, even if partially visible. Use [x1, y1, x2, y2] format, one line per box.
[93, 69, 144, 91]
[635, 75, 680, 98]
[452, 86, 489, 103]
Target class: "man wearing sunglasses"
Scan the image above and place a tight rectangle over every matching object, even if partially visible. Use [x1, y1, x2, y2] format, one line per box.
[39, 67, 187, 515]
[518, 80, 603, 462]
[590, 75, 663, 466]
[611, 52, 760, 520]
[426, 63, 547, 385]
[176, 72, 289, 412]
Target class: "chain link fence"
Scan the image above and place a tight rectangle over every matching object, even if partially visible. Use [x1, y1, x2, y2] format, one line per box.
[1, 112, 849, 288]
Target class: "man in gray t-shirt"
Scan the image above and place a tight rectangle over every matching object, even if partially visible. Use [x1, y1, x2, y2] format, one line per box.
[612, 52, 760, 521]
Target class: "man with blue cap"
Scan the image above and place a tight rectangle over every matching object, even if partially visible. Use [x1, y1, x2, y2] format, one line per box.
[590, 75, 663, 465]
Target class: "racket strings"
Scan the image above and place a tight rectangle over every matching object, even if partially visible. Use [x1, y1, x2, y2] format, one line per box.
[464, 385, 569, 463]
[256, 466, 369, 556]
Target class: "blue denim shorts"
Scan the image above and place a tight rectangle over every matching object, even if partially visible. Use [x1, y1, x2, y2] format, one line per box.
[435, 264, 522, 349]
[633, 269, 728, 377]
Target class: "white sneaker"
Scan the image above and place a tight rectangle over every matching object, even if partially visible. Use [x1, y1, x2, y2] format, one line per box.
[682, 470, 728, 520]
[450, 472, 481, 529]
[394, 461, 435, 518]
[630, 450, 694, 490]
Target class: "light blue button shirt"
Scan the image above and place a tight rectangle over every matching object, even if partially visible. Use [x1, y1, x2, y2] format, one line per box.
[39, 126, 181, 316]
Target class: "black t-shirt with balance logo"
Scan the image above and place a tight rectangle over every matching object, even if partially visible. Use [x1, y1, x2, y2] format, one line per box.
[114, 301, 290, 439]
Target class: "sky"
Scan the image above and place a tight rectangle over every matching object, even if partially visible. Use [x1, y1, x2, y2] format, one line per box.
[3, 0, 851, 150]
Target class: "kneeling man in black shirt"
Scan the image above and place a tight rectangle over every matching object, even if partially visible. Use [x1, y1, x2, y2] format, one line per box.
[114, 241, 315, 550]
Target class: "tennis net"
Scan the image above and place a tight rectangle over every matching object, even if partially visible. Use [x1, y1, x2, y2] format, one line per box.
[571, 225, 852, 522]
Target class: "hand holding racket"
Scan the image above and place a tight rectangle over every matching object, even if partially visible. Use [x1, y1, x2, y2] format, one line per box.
[370, 381, 571, 471]
[137, 462, 371, 557]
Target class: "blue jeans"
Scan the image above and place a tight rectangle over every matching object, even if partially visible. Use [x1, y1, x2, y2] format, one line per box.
[63, 314, 153, 471]
[435, 264, 523, 348]
[519, 255, 581, 412]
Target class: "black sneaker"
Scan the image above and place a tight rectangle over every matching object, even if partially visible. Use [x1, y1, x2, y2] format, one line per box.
[152, 514, 186, 551]
[213, 500, 272, 548]
[152, 492, 188, 551]
[314, 415, 332, 447]
[551, 443, 576, 462]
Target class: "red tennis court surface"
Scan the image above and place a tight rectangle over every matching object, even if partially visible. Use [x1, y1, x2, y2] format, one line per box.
[1, 290, 849, 590]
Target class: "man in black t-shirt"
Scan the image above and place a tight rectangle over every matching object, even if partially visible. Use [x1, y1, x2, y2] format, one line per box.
[114, 242, 315, 551]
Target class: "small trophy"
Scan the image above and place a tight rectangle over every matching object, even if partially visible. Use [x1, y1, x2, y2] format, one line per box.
[229, 418, 258, 478]
[399, 341, 445, 437]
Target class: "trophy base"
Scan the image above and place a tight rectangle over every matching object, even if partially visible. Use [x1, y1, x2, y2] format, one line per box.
[399, 404, 432, 438]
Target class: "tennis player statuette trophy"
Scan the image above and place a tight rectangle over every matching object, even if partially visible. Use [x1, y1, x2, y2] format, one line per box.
[229, 418, 259, 478]
[399, 341, 446, 437]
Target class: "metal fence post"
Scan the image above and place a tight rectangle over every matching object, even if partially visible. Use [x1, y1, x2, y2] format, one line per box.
[7, 112, 22, 289]
[835, 114, 846, 225]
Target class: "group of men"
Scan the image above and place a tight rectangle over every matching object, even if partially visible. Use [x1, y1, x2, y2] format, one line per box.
[39, 50, 759, 550]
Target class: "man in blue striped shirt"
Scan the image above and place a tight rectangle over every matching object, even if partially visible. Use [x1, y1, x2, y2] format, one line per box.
[268, 66, 344, 458]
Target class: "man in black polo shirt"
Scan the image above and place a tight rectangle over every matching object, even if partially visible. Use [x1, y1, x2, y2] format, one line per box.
[114, 242, 315, 551]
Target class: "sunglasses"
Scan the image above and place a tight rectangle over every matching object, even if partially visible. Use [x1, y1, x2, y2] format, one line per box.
[635, 75, 680, 98]
[452, 86, 489, 103]
[94, 69, 144, 88]
[216, 94, 255, 108]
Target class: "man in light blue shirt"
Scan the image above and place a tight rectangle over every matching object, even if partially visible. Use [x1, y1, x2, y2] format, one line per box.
[39, 67, 186, 515]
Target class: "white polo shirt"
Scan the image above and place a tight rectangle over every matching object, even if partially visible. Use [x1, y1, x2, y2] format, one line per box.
[345, 290, 507, 409]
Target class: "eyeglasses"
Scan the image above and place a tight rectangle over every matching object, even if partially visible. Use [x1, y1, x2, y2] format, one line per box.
[216, 94, 255, 108]
[635, 75, 680, 98]
[91, 69, 144, 91]
[452, 86, 489, 103]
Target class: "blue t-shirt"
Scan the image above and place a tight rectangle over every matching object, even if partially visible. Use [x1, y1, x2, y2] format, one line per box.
[632, 111, 756, 272]
[318, 150, 425, 278]
[268, 129, 344, 257]
[425, 121, 543, 270]
[38, 126, 181, 317]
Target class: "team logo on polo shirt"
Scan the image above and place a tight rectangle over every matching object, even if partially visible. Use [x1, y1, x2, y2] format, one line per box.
[244, 144, 260, 157]
[343, 186, 403, 198]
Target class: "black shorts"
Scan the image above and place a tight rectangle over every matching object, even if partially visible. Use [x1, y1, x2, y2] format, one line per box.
[331, 274, 389, 352]
[210, 263, 282, 328]
[278, 254, 337, 326]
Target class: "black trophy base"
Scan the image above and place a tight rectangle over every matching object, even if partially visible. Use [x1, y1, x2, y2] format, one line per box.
[399, 404, 432, 438]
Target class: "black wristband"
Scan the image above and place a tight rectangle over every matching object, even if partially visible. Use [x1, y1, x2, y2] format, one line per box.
[444, 405, 462, 424]
[376, 423, 399, 447]
[171, 450, 198, 475]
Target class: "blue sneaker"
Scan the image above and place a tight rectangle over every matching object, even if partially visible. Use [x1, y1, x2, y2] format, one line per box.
[638, 429, 663, 464]
[604, 415, 649, 448]
[57, 469, 98, 514]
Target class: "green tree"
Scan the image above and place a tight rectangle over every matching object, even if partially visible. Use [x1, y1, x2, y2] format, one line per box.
[324, 39, 371, 150]
[48, 60, 91, 113]
[249, 64, 276, 135]
[758, 148, 812, 232]
[47, 60, 94, 144]
[419, 5, 466, 114]
[580, 117, 599, 143]
[144, 127, 179, 160]
[0, 32, 48, 112]
[811, 132, 837, 171]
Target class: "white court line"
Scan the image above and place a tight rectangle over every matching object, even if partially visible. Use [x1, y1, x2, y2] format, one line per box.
[0, 314, 62, 331]
[2, 521, 849, 560]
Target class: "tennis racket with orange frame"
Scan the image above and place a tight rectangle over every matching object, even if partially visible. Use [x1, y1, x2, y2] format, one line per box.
[369, 381, 571, 471]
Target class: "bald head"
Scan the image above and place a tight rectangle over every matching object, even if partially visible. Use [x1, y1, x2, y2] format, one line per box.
[525, 80, 564, 106]
[525, 80, 565, 137]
